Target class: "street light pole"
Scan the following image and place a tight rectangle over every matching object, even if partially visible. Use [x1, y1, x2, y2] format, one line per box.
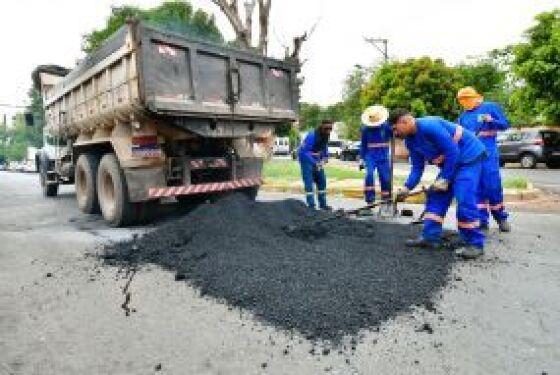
[364, 37, 388, 62]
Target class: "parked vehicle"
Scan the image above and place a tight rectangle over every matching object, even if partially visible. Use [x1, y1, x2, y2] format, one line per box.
[498, 129, 560, 169]
[327, 140, 344, 158]
[34, 20, 299, 226]
[340, 141, 361, 161]
[273, 137, 290, 155]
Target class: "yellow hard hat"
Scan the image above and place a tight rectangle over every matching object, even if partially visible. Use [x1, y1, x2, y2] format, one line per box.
[457, 86, 481, 99]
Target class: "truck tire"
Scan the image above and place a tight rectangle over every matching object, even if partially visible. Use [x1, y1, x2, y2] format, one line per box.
[39, 159, 58, 197]
[520, 153, 537, 169]
[75, 153, 100, 214]
[242, 186, 259, 201]
[97, 153, 133, 227]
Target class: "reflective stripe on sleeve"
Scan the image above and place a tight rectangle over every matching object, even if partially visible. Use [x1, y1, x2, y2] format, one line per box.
[367, 142, 389, 148]
[478, 130, 498, 137]
[453, 125, 463, 143]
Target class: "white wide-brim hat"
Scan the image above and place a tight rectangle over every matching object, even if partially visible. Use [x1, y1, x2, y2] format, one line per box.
[361, 105, 389, 127]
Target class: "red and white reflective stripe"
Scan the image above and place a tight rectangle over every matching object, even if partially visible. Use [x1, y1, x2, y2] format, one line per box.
[148, 177, 262, 198]
[432, 155, 445, 165]
[367, 142, 389, 148]
[310, 152, 321, 156]
[381, 190, 391, 197]
[458, 220, 480, 229]
[364, 186, 375, 191]
[478, 130, 498, 137]
[424, 212, 444, 224]
[453, 125, 463, 143]
[477, 202, 490, 209]
[489, 202, 504, 211]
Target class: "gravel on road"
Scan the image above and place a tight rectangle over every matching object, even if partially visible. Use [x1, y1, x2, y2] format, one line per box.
[102, 193, 457, 343]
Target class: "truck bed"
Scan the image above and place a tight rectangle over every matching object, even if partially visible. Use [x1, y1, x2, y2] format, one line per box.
[42, 21, 299, 136]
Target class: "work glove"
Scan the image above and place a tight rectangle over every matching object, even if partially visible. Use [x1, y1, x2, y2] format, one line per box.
[359, 161, 365, 171]
[431, 178, 449, 192]
[395, 187, 410, 202]
[315, 161, 324, 171]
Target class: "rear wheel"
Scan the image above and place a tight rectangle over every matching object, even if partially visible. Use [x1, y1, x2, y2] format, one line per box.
[97, 153, 133, 227]
[75, 153, 100, 214]
[520, 153, 537, 169]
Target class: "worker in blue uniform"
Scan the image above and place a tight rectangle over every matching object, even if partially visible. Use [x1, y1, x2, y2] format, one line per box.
[390, 109, 487, 260]
[457, 87, 511, 232]
[297, 120, 333, 210]
[359, 105, 392, 205]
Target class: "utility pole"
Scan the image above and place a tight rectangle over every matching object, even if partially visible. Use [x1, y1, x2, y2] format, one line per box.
[364, 37, 388, 62]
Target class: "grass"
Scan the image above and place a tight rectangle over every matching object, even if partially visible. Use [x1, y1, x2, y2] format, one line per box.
[264, 159, 530, 191]
[263, 159, 363, 182]
[503, 175, 529, 189]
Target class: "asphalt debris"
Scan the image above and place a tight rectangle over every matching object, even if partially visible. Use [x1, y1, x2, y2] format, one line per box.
[102, 193, 457, 342]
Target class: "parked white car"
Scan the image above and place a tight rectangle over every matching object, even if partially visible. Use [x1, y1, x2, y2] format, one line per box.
[273, 137, 290, 155]
[327, 140, 344, 158]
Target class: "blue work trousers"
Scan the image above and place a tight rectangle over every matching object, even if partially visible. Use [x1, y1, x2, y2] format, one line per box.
[300, 161, 327, 209]
[364, 156, 391, 204]
[423, 161, 485, 248]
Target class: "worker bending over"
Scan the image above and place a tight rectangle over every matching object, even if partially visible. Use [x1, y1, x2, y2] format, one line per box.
[390, 109, 487, 260]
[298, 120, 333, 210]
[457, 87, 511, 232]
[359, 105, 393, 206]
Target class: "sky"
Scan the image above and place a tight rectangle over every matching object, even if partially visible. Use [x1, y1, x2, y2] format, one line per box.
[0, 0, 558, 120]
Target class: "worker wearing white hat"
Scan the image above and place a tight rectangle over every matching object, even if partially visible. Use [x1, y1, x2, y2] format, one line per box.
[359, 105, 392, 206]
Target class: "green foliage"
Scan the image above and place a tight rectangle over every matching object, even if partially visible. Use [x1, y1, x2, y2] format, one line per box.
[361, 57, 463, 118]
[82, 1, 223, 53]
[263, 159, 363, 181]
[510, 9, 560, 125]
[298, 103, 323, 130]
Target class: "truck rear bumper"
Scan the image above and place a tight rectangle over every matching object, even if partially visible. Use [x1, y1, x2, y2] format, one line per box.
[148, 177, 262, 199]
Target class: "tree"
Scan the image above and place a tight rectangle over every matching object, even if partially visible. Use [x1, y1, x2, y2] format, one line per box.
[360, 57, 463, 120]
[511, 9, 560, 125]
[83, 1, 223, 53]
[298, 103, 323, 131]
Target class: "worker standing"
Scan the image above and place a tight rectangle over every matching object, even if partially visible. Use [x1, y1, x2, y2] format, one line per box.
[457, 87, 511, 232]
[359, 105, 392, 206]
[390, 109, 487, 260]
[298, 120, 333, 210]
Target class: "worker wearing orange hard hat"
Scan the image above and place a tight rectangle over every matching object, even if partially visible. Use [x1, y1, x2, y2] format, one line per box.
[457, 87, 511, 232]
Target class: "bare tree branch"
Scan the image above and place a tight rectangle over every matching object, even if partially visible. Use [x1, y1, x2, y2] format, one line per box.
[244, 0, 256, 47]
[257, 0, 271, 55]
[212, 0, 250, 47]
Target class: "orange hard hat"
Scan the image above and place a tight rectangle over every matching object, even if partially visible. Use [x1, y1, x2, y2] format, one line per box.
[457, 86, 481, 99]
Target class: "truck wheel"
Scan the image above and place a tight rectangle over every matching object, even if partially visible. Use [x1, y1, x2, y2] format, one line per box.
[97, 153, 133, 227]
[242, 186, 259, 201]
[520, 153, 537, 169]
[75, 153, 100, 214]
[40, 160, 58, 197]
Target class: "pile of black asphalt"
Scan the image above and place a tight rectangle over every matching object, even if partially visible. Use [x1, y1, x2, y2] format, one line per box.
[102, 193, 458, 343]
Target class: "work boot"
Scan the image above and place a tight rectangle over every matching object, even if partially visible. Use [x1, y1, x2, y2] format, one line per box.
[405, 237, 440, 249]
[498, 220, 511, 233]
[455, 246, 484, 260]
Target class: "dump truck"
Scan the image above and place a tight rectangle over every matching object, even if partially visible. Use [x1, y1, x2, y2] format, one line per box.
[34, 20, 299, 226]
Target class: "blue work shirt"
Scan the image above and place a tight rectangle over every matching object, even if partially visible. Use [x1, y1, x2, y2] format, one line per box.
[404, 117, 485, 190]
[298, 130, 328, 165]
[458, 101, 509, 156]
[359, 122, 392, 160]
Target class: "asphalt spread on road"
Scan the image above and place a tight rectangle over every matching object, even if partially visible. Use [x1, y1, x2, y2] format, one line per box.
[102, 193, 458, 342]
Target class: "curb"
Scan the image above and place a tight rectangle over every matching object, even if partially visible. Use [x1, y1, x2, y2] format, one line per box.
[262, 181, 540, 203]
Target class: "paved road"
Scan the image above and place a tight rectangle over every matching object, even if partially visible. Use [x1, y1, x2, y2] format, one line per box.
[1, 171, 559, 375]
